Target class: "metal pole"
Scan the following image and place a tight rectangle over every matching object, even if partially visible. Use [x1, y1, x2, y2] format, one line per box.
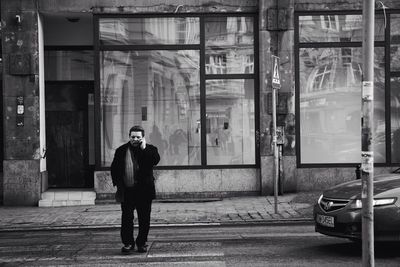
[361, 0, 375, 266]
[272, 87, 278, 214]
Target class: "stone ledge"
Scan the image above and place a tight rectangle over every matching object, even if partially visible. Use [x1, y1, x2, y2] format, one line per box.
[38, 199, 95, 207]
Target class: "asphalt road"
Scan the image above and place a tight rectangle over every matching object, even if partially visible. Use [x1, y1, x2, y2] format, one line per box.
[0, 223, 399, 266]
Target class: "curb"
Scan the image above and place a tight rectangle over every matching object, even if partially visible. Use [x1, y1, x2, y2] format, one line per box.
[0, 218, 314, 233]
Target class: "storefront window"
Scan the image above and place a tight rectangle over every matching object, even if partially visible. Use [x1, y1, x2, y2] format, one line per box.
[99, 17, 200, 45]
[206, 79, 255, 164]
[391, 77, 400, 163]
[298, 13, 387, 165]
[299, 15, 384, 43]
[391, 15, 400, 72]
[100, 50, 200, 166]
[205, 17, 254, 74]
[45, 50, 94, 80]
[299, 47, 385, 164]
[98, 15, 257, 167]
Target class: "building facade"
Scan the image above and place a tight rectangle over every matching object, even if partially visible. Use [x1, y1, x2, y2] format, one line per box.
[2, 0, 400, 206]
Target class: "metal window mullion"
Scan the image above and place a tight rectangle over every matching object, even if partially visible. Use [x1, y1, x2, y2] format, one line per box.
[200, 16, 207, 166]
[93, 15, 102, 169]
[99, 44, 200, 51]
[294, 13, 302, 166]
[205, 74, 255, 80]
[386, 14, 392, 163]
[254, 14, 260, 167]
[44, 46, 94, 51]
[298, 42, 385, 48]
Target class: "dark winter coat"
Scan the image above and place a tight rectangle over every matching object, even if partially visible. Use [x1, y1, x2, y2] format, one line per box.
[111, 142, 160, 202]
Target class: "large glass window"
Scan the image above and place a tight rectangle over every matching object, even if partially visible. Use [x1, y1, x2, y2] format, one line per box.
[205, 17, 254, 74]
[297, 13, 386, 165]
[97, 15, 257, 167]
[391, 15, 400, 72]
[99, 17, 200, 45]
[299, 47, 385, 163]
[391, 14, 400, 163]
[391, 77, 400, 163]
[100, 50, 200, 166]
[206, 79, 255, 164]
[299, 15, 384, 42]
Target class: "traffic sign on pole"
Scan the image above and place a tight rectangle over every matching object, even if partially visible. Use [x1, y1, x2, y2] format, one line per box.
[272, 55, 281, 89]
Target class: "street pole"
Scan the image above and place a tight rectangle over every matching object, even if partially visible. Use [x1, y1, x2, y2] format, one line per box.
[361, 0, 375, 266]
[272, 85, 278, 214]
[271, 55, 281, 214]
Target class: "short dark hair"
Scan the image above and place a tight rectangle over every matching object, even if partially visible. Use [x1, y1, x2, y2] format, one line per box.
[129, 125, 145, 137]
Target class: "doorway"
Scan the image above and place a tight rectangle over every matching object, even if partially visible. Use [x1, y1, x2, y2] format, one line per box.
[45, 82, 94, 188]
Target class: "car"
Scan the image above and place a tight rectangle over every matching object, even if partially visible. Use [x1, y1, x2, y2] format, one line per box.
[314, 169, 400, 242]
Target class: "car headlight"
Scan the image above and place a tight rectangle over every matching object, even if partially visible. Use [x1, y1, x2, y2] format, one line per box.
[317, 194, 323, 204]
[349, 198, 397, 209]
[373, 198, 397, 206]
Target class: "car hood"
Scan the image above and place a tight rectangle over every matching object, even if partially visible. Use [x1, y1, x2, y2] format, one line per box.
[322, 173, 400, 199]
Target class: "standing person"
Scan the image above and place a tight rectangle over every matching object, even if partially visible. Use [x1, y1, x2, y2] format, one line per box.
[111, 125, 160, 254]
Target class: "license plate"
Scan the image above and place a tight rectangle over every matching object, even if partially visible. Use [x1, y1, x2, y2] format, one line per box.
[316, 214, 335, 228]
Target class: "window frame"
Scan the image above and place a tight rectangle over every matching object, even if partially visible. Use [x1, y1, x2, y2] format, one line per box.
[295, 10, 396, 168]
[94, 13, 259, 170]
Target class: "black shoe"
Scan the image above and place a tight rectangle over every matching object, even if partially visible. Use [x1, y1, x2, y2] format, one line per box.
[137, 245, 147, 253]
[121, 244, 134, 254]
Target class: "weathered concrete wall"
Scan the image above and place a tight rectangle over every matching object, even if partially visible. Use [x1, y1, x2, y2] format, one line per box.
[95, 168, 260, 200]
[294, 0, 400, 11]
[38, 0, 258, 13]
[259, 0, 296, 195]
[2, 0, 44, 205]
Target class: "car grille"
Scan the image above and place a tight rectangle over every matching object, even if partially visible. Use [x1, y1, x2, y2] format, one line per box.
[319, 196, 349, 213]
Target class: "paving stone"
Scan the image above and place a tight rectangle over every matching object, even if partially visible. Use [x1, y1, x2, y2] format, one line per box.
[0, 193, 316, 231]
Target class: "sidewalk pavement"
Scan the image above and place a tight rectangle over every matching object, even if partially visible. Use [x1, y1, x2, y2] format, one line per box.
[0, 191, 321, 232]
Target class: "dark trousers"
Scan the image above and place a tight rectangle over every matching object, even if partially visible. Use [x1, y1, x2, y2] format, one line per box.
[120, 188, 152, 247]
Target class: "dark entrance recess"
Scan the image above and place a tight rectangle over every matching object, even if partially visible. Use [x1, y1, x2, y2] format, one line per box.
[45, 82, 94, 188]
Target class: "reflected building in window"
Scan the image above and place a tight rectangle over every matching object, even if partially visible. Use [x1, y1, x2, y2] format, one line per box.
[299, 15, 386, 164]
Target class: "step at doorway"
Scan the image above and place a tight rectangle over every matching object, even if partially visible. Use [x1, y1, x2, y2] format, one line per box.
[38, 189, 96, 207]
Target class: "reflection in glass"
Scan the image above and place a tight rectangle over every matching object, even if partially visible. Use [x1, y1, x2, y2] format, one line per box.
[299, 47, 385, 163]
[206, 79, 255, 165]
[391, 77, 400, 163]
[299, 15, 384, 42]
[99, 17, 199, 45]
[44, 50, 94, 81]
[205, 17, 254, 74]
[100, 50, 200, 166]
[391, 15, 400, 72]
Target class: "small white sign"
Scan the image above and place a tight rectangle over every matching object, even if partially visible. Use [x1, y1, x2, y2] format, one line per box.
[17, 105, 24, 115]
[362, 81, 373, 101]
[361, 151, 374, 173]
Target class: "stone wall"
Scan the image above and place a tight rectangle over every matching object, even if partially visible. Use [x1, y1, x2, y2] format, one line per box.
[2, 1, 44, 205]
[95, 168, 260, 200]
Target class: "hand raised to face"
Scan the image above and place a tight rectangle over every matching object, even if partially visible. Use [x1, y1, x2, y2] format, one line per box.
[140, 137, 146, 150]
